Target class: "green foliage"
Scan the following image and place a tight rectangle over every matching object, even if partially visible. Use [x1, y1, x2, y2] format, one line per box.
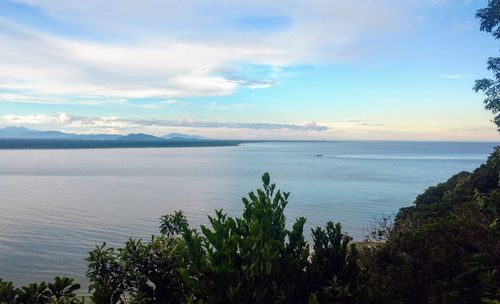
[474, 0, 500, 130]
[160, 211, 188, 237]
[119, 236, 186, 304]
[86, 236, 186, 304]
[177, 173, 361, 303]
[366, 148, 500, 303]
[47, 276, 80, 304]
[47, 277, 80, 302]
[86, 243, 126, 304]
[0, 278, 82, 304]
[308, 222, 362, 303]
[178, 173, 310, 303]
[0, 279, 19, 304]
[476, 0, 500, 39]
[18, 282, 50, 304]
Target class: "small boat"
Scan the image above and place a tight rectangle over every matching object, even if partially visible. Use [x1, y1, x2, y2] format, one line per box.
[316, 154, 322, 157]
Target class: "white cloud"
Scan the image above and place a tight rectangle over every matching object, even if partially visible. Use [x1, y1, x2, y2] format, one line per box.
[0, 112, 329, 132]
[2, 113, 72, 125]
[0, 1, 409, 104]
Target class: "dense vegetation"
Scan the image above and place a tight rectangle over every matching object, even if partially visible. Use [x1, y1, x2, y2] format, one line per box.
[364, 148, 500, 303]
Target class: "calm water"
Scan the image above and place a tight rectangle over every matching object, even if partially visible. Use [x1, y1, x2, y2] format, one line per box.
[0, 141, 496, 287]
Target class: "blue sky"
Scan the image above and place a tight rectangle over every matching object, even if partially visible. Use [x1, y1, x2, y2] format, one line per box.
[0, 0, 498, 140]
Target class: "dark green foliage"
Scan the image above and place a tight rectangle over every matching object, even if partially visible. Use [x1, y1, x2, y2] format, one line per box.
[474, 0, 500, 129]
[308, 222, 362, 303]
[0, 279, 19, 304]
[477, 0, 500, 39]
[177, 173, 361, 303]
[160, 211, 188, 237]
[119, 236, 186, 304]
[0, 278, 82, 304]
[18, 282, 50, 304]
[86, 243, 126, 304]
[366, 148, 500, 303]
[47, 277, 80, 303]
[178, 173, 311, 303]
[86, 237, 186, 304]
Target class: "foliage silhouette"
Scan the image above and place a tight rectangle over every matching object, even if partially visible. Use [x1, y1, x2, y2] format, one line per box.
[176, 172, 361, 303]
[86, 243, 126, 304]
[474, 0, 500, 130]
[365, 148, 500, 303]
[0, 279, 19, 304]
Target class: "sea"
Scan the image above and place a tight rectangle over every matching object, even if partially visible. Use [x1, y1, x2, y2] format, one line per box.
[0, 140, 497, 287]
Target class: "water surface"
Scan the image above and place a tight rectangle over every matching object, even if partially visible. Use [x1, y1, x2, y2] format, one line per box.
[0, 141, 496, 286]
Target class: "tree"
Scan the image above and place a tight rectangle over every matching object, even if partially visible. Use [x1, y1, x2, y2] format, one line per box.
[47, 277, 81, 303]
[176, 173, 362, 303]
[0, 279, 19, 304]
[17, 282, 50, 304]
[307, 222, 363, 303]
[86, 243, 126, 304]
[474, 0, 500, 130]
[160, 211, 188, 237]
[118, 236, 186, 304]
[178, 173, 310, 303]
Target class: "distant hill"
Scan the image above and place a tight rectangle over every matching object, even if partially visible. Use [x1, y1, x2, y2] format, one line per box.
[0, 127, 122, 140]
[118, 133, 165, 141]
[0, 127, 210, 142]
[163, 133, 208, 141]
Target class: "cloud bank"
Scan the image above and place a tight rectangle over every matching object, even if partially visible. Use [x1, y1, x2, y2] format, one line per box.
[0, 113, 329, 132]
[0, 0, 409, 104]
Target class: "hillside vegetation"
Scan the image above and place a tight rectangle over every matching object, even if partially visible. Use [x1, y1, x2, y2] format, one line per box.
[364, 147, 500, 303]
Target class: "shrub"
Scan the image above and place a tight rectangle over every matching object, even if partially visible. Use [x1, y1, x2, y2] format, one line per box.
[119, 236, 186, 304]
[86, 243, 126, 304]
[0, 279, 19, 304]
[176, 173, 362, 303]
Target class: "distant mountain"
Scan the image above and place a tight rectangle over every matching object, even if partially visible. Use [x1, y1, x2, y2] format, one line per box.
[0, 127, 209, 142]
[117, 133, 165, 141]
[0, 127, 122, 140]
[163, 133, 208, 141]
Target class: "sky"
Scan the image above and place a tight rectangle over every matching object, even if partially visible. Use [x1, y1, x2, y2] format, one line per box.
[0, 0, 499, 140]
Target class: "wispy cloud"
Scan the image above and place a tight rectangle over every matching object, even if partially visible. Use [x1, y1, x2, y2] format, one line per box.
[128, 119, 329, 131]
[0, 113, 329, 132]
[439, 74, 471, 79]
[0, 1, 408, 104]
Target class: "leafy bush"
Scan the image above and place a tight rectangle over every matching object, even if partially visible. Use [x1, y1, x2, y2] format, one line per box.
[86, 237, 186, 303]
[0, 279, 19, 304]
[0, 278, 81, 304]
[47, 277, 81, 304]
[86, 243, 127, 304]
[176, 173, 362, 303]
[307, 222, 362, 303]
[119, 236, 186, 304]
[177, 173, 311, 303]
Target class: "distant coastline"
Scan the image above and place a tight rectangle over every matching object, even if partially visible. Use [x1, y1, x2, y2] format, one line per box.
[0, 138, 497, 150]
[0, 138, 246, 149]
